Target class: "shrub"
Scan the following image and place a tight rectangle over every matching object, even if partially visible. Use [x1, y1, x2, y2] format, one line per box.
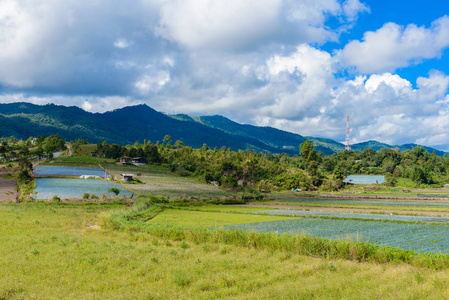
[108, 187, 120, 196]
[83, 193, 90, 199]
[52, 195, 61, 203]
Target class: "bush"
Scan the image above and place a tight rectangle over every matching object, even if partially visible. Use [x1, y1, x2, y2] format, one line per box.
[108, 187, 120, 196]
[52, 195, 61, 203]
[83, 193, 90, 199]
[90, 194, 99, 199]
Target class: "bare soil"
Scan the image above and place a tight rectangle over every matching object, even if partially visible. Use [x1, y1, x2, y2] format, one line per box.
[0, 175, 17, 203]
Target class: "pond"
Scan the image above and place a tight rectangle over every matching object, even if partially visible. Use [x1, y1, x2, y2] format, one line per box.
[34, 178, 134, 199]
[343, 175, 385, 184]
[34, 166, 108, 177]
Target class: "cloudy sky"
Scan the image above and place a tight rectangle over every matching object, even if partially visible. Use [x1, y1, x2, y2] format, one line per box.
[1, 1, 449, 150]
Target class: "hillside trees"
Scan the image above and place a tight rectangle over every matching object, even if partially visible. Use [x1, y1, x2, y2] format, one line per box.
[90, 135, 449, 191]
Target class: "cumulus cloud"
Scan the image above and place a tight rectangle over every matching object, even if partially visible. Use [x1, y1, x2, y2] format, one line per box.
[339, 16, 449, 73]
[0, 93, 141, 113]
[114, 38, 130, 49]
[156, 0, 370, 49]
[156, 0, 282, 49]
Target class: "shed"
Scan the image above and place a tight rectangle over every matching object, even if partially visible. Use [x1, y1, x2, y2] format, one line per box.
[121, 174, 135, 182]
[120, 157, 131, 165]
[132, 157, 145, 163]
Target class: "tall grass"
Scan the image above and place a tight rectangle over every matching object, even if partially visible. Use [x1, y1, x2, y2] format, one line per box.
[101, 200, 449, 270]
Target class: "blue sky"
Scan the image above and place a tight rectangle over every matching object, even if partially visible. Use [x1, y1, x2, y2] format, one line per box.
[1, 0, 449, 150]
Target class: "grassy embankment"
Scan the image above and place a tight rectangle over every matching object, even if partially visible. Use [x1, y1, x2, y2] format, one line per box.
[3, 202, 449, 299]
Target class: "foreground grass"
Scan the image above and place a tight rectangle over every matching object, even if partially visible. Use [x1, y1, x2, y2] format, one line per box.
[3, 203, 449, 299]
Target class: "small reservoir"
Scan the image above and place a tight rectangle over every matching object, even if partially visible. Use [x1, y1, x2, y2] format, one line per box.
[35, 166, 107, 177]
[34, 178, 133, 199]
[343, 175, 385, 184]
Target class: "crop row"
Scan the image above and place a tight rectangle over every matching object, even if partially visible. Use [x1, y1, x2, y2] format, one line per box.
[246, 209, 449, 223]
[276, 197, 449, 208]
[225, 218, 449, 254]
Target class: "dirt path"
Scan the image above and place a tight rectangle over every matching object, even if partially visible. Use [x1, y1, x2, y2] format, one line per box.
[241, 204, 449, 217]
[0, 175, 17, 203]
[67, 144, 72, 157]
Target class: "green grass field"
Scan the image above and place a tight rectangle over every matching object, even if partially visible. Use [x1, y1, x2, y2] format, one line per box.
[149, 209, 293, 227]
[3, 202, 449, 299]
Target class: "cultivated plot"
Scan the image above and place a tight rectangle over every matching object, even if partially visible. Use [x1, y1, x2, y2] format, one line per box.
[226, 218, 449, 254]
[105, 165, 230, 199]
[34, 166, 107, 177]
[247, 209, 449, 223]
[34, 178, 134, 199]
[275, 197, 449, 208]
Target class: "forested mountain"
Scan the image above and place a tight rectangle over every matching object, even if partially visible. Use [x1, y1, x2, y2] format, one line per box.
[0, 102, 445, 156]
[351, 141, 446, 157]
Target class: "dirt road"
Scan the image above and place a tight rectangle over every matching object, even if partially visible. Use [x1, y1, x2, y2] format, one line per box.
[0, 175, 17, 203]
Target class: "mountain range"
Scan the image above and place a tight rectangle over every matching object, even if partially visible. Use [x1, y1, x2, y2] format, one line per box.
[0, 102, 445, 156]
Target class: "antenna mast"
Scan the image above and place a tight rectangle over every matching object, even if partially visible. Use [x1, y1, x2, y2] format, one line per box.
[345, 115, 351, 151]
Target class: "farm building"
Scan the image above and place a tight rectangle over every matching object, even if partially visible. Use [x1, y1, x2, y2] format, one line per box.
[121, 174, 134, 182]
[132, 157, 145, 163]
[119, 157, 132, 165]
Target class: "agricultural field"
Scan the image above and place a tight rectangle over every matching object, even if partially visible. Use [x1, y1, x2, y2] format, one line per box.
[34, 166, 107, 177]
[245, 209, 449, 223]
[260, 196, 449, 214]
[3, 202, 449, 299]
[225, 218, 449, 254]
[9, 155, 449, 298]
[34, 178, 134, 199]
[104, 164, 231, 199]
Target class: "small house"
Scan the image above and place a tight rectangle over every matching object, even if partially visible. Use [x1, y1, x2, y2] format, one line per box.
[120, 157, 130, 165]
[121, 174, 135, 182]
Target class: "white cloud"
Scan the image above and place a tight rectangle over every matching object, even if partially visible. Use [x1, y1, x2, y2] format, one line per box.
[156, 0, 283, 49]
[339, 16, 449, 73]
[81, 99, 93, 111]
[156, 0, 370, 49]
[114, 38, 130, 49]
[135, 71, 171, 94]
[342, 0, 369, 21]
[0, 94, 141, 113]
[364, 73, 412, 95]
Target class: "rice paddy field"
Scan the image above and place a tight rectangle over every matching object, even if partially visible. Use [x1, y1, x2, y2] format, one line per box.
[34, 166, 108, 177]
[225, 218, 449, 254]
[34, 178, 134, 199]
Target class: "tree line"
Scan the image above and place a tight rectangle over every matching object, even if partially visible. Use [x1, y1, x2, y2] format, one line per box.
[95, 135, 449, 191]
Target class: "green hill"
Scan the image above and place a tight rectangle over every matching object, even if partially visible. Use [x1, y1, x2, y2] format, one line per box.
[0, 102, 445, 156]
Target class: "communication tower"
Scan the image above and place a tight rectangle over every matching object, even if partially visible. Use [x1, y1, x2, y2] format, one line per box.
[345, 115, 351, 151]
